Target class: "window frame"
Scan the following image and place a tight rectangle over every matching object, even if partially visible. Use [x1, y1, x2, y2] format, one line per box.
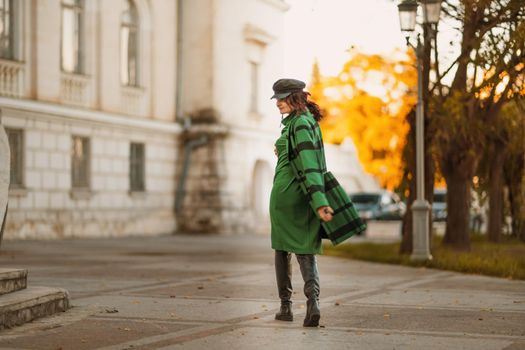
[249, 61, 259, 114]
[71, 135, 91, 190]
[0, 0, 15, 60]
[60, 0, 84, 74]
[129, 142, 145, 193]
[120, 0, 140, 87]
[5, 127, 24, 189]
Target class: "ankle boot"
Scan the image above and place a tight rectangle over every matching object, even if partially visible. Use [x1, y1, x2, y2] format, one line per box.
[303, 298, 320, 327]
[275, 301, 294, 321]
[296, 254, 321, 327]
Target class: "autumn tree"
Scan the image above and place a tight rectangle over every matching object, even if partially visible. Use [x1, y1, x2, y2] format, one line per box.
[432, 0, 525, 250]
[310, 51, 416, 190]
[503, 101, 525, 241]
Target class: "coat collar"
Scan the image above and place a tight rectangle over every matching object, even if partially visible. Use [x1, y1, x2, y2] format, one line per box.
[282, 109, 313, 127]
[281, 111, 296, 126]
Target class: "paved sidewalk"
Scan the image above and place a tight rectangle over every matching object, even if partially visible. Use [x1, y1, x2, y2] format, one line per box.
[0, 234, 524, 350]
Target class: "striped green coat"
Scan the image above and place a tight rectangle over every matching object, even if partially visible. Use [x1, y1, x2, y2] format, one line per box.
[287, 110, 366, 246]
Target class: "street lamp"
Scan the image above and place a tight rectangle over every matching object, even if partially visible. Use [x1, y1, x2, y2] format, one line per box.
[397, 0, 441, 261]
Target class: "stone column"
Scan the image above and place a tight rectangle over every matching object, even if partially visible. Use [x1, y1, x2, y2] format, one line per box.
[0, 122, 10, 245]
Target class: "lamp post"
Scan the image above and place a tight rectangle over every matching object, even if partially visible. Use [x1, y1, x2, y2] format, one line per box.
[397, 0, 441, 261]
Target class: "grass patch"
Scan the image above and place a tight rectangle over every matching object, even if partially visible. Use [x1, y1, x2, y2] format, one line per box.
[324, 235, 525, 280]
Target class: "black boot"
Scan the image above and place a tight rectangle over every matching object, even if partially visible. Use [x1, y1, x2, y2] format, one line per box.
[275, 301, 293, 321]
[275, 250, 293, 321]
[303, 298, 320, 327]
[297, 254, 320, 327]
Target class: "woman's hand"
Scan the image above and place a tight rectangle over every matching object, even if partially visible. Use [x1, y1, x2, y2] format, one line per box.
[318, 206, 334, 222]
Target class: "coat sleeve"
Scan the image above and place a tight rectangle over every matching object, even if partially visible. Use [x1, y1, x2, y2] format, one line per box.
[292, 117, 329, 211]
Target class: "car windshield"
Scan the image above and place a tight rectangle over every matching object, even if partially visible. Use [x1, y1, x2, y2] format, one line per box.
[434, 193, 446, 203]
[350, 194, 380, 205]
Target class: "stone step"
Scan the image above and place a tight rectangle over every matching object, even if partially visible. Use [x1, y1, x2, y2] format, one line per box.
[0, 268, 27, 295]
[0, 286, 70, 330]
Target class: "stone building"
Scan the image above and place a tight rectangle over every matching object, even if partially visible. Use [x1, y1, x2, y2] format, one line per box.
[0, 0, 377, 239]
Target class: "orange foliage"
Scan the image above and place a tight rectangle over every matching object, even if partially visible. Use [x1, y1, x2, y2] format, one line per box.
[310, 50, 417, 190]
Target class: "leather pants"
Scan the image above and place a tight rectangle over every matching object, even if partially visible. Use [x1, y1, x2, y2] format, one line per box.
[274, 250, 320, 303]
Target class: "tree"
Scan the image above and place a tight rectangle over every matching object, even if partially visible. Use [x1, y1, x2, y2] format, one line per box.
[502, 100, 525, 241]
[310, 51, 416, 190]
[432, 0, 525, 250]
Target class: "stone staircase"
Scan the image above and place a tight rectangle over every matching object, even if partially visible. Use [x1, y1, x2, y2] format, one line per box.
[0, 268, 69, 330]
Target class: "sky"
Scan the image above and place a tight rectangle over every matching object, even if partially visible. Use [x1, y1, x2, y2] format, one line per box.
[283, 0, 459, 85]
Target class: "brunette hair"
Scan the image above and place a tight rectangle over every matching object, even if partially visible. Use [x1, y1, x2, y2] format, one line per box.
[284, 91, 324, 122]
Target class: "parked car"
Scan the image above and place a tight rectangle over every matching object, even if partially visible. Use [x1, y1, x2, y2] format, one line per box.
[432, 189, 447, 222]
[349, 191, 406, 221]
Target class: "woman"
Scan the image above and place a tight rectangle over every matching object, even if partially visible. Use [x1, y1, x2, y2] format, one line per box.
[269, 78, 334, 328]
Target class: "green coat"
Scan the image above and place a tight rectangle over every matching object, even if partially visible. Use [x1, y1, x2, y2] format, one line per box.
[270, 110, 366, 253]
[269, 110, 328, 254]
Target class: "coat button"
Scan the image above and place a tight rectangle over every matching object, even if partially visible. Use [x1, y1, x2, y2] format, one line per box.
[298, 171, 303, 176]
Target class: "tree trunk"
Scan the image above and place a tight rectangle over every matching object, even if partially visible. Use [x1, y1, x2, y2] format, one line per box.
[487, 140, 506, 242]
[442, 171, 471, 250]
[400, 177, 415, 254]
[400, 110, 416, 254]
[505, 157, 525, 241]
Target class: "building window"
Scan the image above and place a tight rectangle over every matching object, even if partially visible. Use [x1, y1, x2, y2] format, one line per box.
[121, 0, 139, 86]
[71, 135, 90, 189]
[250, 61, 259, 113]
[130, 142, 145, 192]
[0, 0, 15, 60]
[6, 128, 23, 188]
[61, 0, 84, 73]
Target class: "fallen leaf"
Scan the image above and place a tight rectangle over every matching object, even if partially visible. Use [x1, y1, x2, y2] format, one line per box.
[197, 286, 204, 290]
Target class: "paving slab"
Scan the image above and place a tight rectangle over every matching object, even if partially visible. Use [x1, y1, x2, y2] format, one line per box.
[0, 234, 523, 350]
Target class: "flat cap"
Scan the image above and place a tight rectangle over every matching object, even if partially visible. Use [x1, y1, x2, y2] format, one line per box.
[270, 78, 306, 99]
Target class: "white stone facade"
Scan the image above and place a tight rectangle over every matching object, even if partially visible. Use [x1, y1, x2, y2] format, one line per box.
[1, 0, 178, 239]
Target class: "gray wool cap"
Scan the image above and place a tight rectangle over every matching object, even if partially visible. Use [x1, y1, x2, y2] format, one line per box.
[270, 78, 306, 99]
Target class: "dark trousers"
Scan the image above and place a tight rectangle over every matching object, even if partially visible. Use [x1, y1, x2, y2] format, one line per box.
[274, 250, 320, 304]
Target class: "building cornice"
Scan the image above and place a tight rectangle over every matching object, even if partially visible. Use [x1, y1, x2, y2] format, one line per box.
[258, 0, 290, 12]
[0, 97, 181, 134]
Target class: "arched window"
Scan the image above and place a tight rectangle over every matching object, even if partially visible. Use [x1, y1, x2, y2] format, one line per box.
[121, 0, 139, 86]
[61, 0, 84, 73]
[0, 0, 15, 59]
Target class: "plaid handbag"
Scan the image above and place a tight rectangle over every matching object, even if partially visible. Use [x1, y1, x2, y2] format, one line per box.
[320, 171, 367, 245]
